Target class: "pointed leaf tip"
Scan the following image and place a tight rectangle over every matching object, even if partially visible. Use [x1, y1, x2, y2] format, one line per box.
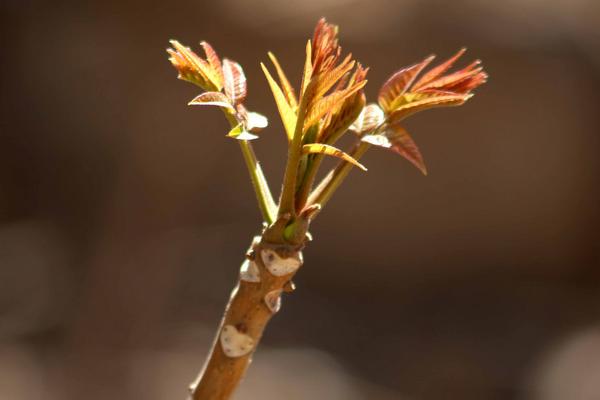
[302, 143, 367, 171]
[200, 41, 224, 89]
[261, 62, 296, 141]
[413, 47, 467, 91]
[168, 40, 222, 91]
[386, 124, 427, 175]
[227, 123, 258, 141]
[267, 52, 298, 109]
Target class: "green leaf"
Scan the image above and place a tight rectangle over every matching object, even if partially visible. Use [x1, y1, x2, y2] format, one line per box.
[261, 62, 297, 141]
[268, 52, 298, 110]
[227, 123, 258, 141]
[300, 40, 313, 97]
[412, 48, 466, 91]
[302, 143, 367, 171]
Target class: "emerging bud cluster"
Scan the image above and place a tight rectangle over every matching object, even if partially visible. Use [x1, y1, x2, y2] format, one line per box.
[168, 18, 487, 227]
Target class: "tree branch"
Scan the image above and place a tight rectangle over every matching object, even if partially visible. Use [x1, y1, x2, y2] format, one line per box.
[189, 232, 304, 399]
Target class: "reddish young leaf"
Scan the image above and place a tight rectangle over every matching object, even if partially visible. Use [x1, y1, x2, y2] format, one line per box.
[311, 18, 341, 75]
[200, 41, 224, 90]
[303, 80, 367, 131]
[377, 55, 434, 112]
[319, 91, 365, 145]
[448, 70, 488, 93]
[168, 40, 220, 91]
[313, 54, 354, 100]
[416, 64, 483, 93]
[168, 48, 209, 89]
[347, 63, 369, 87]
[412, 49, 488, 95]
[223, 59, 247, 106]
[388, 93, 470, 123]
[412, 48, 466, 91]
[188, 91, 234, 110]
[386, 123, 427, 175]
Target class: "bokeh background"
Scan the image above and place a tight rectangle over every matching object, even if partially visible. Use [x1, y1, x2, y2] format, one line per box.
[1, 0, 599, 399]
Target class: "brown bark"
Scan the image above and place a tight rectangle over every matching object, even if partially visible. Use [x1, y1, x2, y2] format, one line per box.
[189, 231, 304, 400]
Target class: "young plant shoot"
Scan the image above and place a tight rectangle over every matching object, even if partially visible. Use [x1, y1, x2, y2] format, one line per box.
[168, 18, 487, 400]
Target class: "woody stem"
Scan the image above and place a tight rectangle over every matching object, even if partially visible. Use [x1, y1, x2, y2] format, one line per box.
[188, 233, 303, 400]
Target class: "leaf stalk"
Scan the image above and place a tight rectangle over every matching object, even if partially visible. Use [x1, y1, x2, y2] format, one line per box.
[225, 113, 277, 224]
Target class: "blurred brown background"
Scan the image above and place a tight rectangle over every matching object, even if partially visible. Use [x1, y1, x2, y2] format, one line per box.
[1, 0, 599, 399]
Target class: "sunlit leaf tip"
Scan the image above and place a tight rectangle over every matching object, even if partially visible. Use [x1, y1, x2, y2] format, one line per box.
[200, 41, 224, 89]
[386, 124, 427, 175]
[377, 48, 486, 122]
[412, 47, 466, 91]
[267, 52, 298, 109]
[261, 62, 296, 141]
[302, 143, 367, 171]
[167, 40, 223, 92]
[410, 48, 487, 95]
